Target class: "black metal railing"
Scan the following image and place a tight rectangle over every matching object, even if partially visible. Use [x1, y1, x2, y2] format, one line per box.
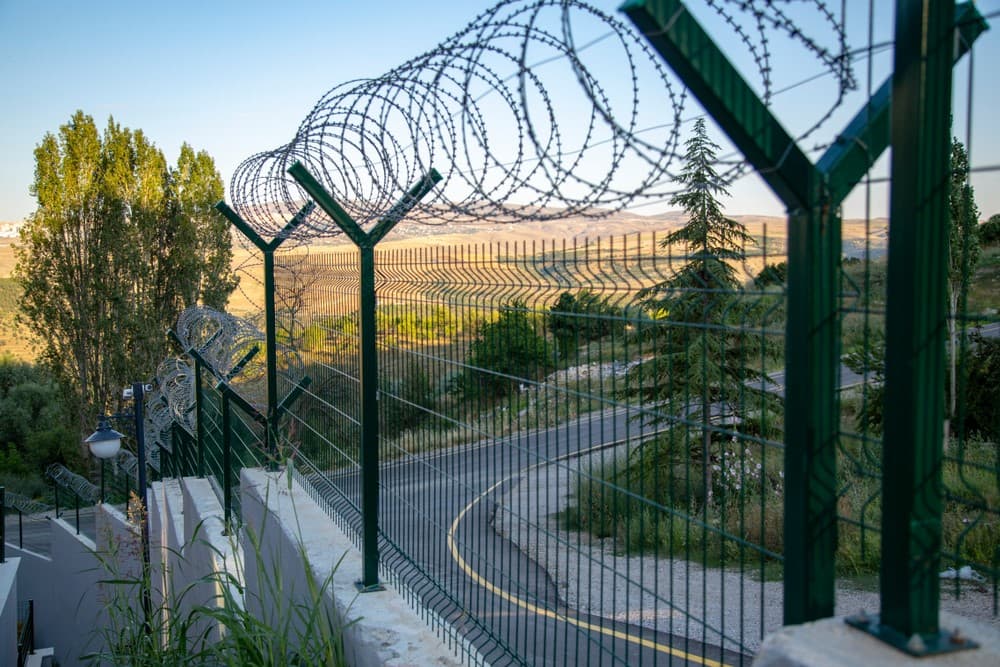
[16, 599, 34, 667]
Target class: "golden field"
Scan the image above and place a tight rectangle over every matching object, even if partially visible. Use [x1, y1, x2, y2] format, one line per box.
[0, 213, 889, 362]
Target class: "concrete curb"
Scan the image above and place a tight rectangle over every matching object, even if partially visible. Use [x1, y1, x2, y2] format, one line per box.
[752, 613, 1000, 667]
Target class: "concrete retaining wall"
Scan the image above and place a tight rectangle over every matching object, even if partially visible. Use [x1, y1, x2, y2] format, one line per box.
[175, 476, 239, 645]
[5, 511, 129, 667]
[5, 470, 471, 666]
[241, 468, 464, 667]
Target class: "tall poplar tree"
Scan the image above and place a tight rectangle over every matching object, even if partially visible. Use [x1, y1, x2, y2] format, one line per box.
[947, 139, 980, 434]
[14, 111, 237, 431]
[175, 143, 238, 308]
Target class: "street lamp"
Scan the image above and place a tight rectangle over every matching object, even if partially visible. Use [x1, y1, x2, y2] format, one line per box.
[85, 416, 123, 502]
[85, 382, 152, 635]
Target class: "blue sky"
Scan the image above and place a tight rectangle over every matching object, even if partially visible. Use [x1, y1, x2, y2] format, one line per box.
[2, 0, 998, 223]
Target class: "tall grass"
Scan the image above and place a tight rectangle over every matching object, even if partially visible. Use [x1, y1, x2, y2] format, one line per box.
[85, 515, 348, 666]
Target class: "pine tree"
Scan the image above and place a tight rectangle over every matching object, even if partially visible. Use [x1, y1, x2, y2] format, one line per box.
[627, 118, 761, 501]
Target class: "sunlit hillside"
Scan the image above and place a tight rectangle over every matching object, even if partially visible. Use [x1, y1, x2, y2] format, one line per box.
[1, 213, 891, 360]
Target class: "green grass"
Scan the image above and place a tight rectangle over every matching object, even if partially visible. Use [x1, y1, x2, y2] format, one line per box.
[566, 412, 998, 582]
[562, 435, 787, 577]
[87, 507, 348, 666]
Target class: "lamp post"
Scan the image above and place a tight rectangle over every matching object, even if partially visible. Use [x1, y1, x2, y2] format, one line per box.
[85, 382, 152, 635]
[85, 416, 123, 502]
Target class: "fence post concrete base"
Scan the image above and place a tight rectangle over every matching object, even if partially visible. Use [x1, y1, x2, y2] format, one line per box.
[240, 468, 471, 667]
[752, 613, 999, 667]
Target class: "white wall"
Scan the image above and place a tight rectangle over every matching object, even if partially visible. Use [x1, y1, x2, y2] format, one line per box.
[6, 512, 126, 667]
[241, 468, 465, 667]
[5, 469, 471, 667]
[174, 476, 239, 646]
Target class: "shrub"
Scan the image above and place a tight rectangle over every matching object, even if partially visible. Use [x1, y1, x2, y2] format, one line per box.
[956, 333, 1000, 440]
[547, 290, 625, 361]
[567, 434, 787, 565]
[0, 360, 82, 477]
[302, 323, 326, 352]
[460, 301, 551, 400]
[843, 328, 886, 433]
[978, 214, 1000, 245]
[753, 261, 787, 288]
[380, 359, 434, 438]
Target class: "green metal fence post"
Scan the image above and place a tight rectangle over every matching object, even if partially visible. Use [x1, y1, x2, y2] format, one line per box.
[221, 388, 232, 533]
[845, 0, 981, 655]
[784, 195, 841, 623]
[355, 241, 381, 590]
[288, 161, 441, 591]
[215, 201, 314, 467]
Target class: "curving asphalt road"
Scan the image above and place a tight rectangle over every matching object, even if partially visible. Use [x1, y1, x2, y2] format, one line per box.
[311, 408, 748, 666]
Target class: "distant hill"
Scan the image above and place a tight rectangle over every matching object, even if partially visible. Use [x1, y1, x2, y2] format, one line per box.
[297, 209, 889, 258]
[4, 210, 892, 336]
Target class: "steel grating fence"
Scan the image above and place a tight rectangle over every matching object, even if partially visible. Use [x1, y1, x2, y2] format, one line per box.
[276, 232, 786, 664]
[197, 383, 266, 525]
[179, 0, 997, 664]
[831, 0, 1000, 641]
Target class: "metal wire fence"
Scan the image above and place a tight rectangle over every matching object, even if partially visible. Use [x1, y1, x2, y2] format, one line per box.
[196, 382, 266, 527]
[92, 0, 996, 664]
[829, 1, 1000, 650]
[275, 231, 786, 664]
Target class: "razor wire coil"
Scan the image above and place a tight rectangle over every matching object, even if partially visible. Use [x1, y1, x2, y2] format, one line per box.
[3, 491, 52, 516]
[227, 0, 853, 243]
[45, 464, 100, 504]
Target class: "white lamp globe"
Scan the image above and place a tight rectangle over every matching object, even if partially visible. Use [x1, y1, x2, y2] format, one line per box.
[85, 418, 124, 460]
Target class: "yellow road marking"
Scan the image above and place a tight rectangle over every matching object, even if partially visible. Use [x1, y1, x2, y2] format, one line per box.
[447, 475, 731, 667]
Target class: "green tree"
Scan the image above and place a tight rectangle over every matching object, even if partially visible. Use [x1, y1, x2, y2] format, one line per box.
[754, 261, 787, 288]
[978, 213, 1000, 245]
[960, 333, 1000, 440]
[844, 141, 983, 438]
[947, 139, 981, 434]
[843, 327, 885, 433]
[626, 118, 760, 500]
[174, 143, 238, 308]
[380, 359, 435, 437]
[547, 290, 624, 361]
[14, 111, 236, 431]
[462, 301, 550, 400]
[0, 358, 82, 494]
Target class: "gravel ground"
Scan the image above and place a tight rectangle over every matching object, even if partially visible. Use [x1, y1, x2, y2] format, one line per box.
[493, 447, 999, 655]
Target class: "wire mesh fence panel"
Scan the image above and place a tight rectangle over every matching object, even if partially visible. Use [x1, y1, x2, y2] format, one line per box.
[939, 3, 1000, 619]
[277, 229, 785, 664]
[276, 251, 365, 546]
[229, 406, 266, 521]
[199, 385, 227, 507]
[831, 1, 1000, 637]
[172, 426, 198, 480]
[161, 1, 998, 663]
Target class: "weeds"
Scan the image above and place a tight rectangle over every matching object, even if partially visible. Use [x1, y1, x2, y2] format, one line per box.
[84, 487, 347, 667]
